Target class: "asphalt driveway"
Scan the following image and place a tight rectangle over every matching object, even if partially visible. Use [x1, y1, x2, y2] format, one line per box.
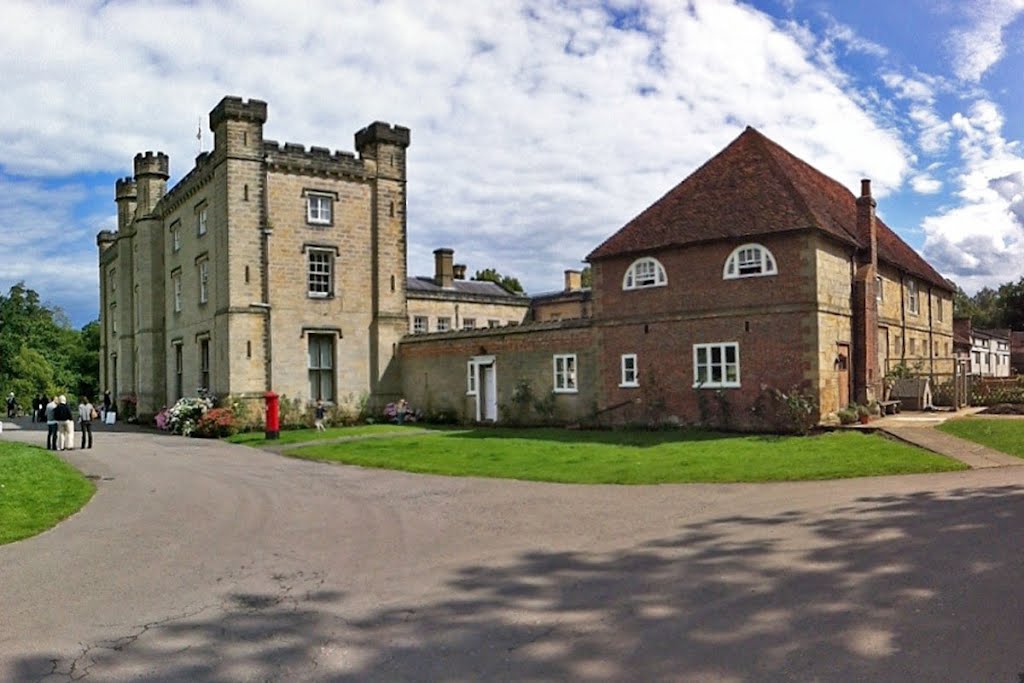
[2, 421, 1024, 681]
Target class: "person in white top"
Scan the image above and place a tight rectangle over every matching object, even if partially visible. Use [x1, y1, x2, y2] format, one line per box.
[78, 397, 96, 449]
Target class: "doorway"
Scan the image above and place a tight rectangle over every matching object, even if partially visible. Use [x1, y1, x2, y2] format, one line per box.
[836, 343, 850, 408]
[471, 356, 497, 422]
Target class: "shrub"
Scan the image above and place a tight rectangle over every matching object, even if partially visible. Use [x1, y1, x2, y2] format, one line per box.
[161, 395, 216, 436]
[194, 407, 239, 438]
[750, 383, 818, 434]
[836, 407, 858, 425]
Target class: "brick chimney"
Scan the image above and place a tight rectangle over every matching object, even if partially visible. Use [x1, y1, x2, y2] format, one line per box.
[453, 263, 466, 280]
[564, 269, 582, 291]
[852, 179, 879, 404]
[433, 248, 454, 288]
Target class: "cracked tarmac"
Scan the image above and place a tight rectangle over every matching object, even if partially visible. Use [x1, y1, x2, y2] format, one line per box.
[4, 424, 1024, 681]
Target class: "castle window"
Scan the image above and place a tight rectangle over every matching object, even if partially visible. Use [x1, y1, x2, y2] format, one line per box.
[308, 334, 334, 401]
[307, 193, 333, 225]
[110, 269, 116, 292]
[553, 354, 578, 393]
[172, 341, 183, 400]
[466, 361, 476, 395]
[412, 316, 428, 334]
[110, 303, 117, 335]
[488, 319, 500, 328]
[170, 221, 181, 252]
[199, 337, 210, 392]
[623, 257, 667, 290]
[723, 244, 776, 279]
[937, 296, 944, 321]
[437, 317, 451, 332]
[307, 249, 333, 298]
[620, 354, 638, 387]
[876, 275, 883, 302]
[197, 257, 209, 304]
[171, 270, 182, 313]
[463, 318, 476, 330]
[907, 280, 919, 315]
[693, 342, 740, 388]
[196, 203, 208, 236]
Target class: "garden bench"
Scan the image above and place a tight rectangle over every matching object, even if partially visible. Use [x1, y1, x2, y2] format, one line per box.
[877, 399, 901, 415]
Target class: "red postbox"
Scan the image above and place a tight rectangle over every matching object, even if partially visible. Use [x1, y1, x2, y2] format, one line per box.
[264, 391, 280, 440]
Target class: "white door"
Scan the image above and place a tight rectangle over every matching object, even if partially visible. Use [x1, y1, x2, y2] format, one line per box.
[478, 363, 497, 422]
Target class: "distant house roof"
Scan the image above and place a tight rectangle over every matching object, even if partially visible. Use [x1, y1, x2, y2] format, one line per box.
[587, 126, 951, 291]
[407, 276, 528, 304]
[530, 287, 592, 304]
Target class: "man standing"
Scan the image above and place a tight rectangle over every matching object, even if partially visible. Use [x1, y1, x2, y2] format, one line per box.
[54, 396, 74, 451]
[6, 392, 15, 418]
[45, 396, 58, 450]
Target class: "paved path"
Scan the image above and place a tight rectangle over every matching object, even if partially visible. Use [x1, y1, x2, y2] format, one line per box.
[871, 408, 1024, 469]
[4, 419, 1024, 681]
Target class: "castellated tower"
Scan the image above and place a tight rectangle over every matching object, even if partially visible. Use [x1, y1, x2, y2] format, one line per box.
[131, 152, 170, 416]
[355, 122, 411, 398]
[97, 96, 411, 420]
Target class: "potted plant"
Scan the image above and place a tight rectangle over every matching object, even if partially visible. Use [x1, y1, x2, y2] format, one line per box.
[856, 403, 871, 424]
[837, 407, 858, 425]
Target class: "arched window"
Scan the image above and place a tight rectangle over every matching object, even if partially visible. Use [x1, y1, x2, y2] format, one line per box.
[723, 243, 777, 279]
[622, 257, 667, 290]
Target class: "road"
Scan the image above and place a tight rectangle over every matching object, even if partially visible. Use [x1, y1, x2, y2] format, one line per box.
[2, 423, 1024, 681]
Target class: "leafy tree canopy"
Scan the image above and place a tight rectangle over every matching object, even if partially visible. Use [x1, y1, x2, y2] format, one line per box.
[473, 268, 524, 294]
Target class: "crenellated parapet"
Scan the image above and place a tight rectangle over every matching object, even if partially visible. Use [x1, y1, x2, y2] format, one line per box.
[263, 139, 368, 179]
[157, 150, 216, 214]
[209, 96, 268, 129]
[115, 176, 137, 200]
[133, 151, 169, 179]
[355, 122, 411, 151]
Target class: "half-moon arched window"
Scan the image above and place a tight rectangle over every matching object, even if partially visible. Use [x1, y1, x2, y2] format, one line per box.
[723, 243, 777, 279]
[622, 257, 668, 290]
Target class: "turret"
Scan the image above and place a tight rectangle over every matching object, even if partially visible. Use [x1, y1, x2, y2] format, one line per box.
[355, 121, 410, 180]
[209, 96, 267, 161]
[115, 176, 137, 232]
[96, 230, 116, 254]
[133, 152, 169, 217]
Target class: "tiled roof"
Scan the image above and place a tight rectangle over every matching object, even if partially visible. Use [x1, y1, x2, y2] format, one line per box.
[407, 276, 527, 300]
[587, 127, 951, 290]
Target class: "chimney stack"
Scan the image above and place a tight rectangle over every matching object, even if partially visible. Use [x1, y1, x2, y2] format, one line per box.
[857, 179, 877, 269]
[852, 178, 879, 404]
[433, 248, 454, 288]
[453, 263, 466, 280]
[564, 269, 582, 291]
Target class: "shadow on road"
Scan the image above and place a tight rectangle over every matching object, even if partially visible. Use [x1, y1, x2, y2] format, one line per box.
[12, 485, 1024, 681]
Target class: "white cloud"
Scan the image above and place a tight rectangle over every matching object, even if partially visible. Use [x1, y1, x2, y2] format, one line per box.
[921, 99, 1024, 291]
[949, 0, 1024, 83]
[0, 0, 916, 320]
[910, 174, 943, 194]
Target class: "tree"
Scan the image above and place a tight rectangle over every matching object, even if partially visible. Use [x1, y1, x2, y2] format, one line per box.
[997, 277, 1024, 330]
[580, 266, 593, 288]
[473, 268, 524, 294]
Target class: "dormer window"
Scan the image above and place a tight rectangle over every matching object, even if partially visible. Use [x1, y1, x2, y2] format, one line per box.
[623, 257, 667, 290]
[723, 244, 777, 279]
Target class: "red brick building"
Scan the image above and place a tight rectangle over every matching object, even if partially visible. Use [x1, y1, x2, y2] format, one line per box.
[399, 127, 954, 428]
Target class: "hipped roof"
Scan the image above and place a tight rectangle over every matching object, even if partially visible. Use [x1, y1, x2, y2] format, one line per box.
[587, 127, 951, 291]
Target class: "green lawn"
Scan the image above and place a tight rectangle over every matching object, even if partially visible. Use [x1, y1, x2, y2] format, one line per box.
[226, 423, 426, 446]
[283, 427, 966, 484]
[938, 418, 1024, 459]
[0, 441, 95, 544]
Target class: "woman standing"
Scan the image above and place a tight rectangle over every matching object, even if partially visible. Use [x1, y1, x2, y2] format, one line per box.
[54, 395, 74, 450]
[78, 397, 95, 449]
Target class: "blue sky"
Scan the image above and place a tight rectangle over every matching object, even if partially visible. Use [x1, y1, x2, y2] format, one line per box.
[1, 0, 1023, 328]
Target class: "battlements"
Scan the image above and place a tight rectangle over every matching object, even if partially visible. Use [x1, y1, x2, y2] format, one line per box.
[354, 121, 411, 151]
[133, 151, 169, 178]
[263, 139, 366, 177]
[115, 176, 137, 200]
[209, 96, 268, 129]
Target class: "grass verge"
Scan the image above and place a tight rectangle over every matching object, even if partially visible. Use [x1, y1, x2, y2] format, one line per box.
[937, 418, 1024, 459]
[0, 441, 95, 544]
[226, 423, 429, 446]
[285, 427, 966, 484]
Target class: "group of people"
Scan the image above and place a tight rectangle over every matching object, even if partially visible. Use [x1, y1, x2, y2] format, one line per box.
[42, 395, 98, 450]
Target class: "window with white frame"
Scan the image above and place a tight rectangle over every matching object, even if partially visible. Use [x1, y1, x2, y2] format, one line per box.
[197, 203, 208, 236]
[553, 354, 577, 393]
[723, 243, 777, 279]
[437, 317, 451, 332]
[412, 316, 428, 334]
[172, 271, 182, 312]
[907, 280, 919, 315]
[488, 319, 500, 328]
[466, 361, 476, 395]
[308, 333, 334, 401]
[623, 257, 667, 290]
[307, 193, 333, 225]
[197, 258, 209, 304]
[693, 342, 740, 388]
[171, 221, 181, 252]
[307, 249, 333, 298]
[620, 354, 638, 387]
[463, 318, 476, 330]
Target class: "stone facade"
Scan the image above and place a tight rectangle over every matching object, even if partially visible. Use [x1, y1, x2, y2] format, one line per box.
[98, 96, 410, 417]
